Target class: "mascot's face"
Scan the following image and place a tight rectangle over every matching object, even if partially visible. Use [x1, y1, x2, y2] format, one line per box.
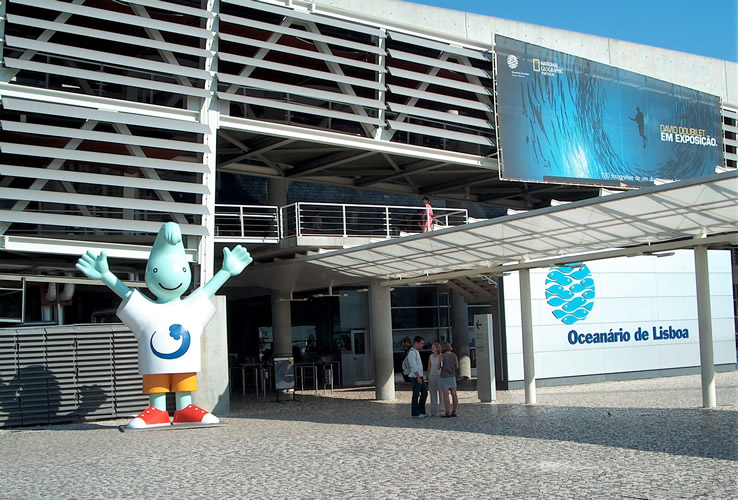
[145, 249, 192, 302]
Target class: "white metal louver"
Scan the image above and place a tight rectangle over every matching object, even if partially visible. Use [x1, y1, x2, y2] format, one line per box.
[0, 91, 210, 238]
[384, 30, 496, 153]
[723, 106, 737, 166]
[217, 0, 385, 138]
[5, 0, 213, 106]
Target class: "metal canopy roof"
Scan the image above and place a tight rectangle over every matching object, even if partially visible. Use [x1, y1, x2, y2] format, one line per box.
[296, 171, 738, 285]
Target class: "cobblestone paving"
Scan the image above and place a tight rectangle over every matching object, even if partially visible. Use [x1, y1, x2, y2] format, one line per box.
[1, 371, 736, 499]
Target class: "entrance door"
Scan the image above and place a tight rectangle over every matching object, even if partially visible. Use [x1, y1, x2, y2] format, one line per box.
[350, 329, 371, 383]
[340, 329, 371, 386]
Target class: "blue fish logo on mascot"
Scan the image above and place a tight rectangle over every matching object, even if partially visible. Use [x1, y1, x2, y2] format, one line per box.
[76, 222, 252, 429]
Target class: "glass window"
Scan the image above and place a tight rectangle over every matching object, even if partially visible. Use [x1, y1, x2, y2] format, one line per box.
[391, 286, 438, 307]
[390, 286, 452, 355]
[353, 331, 365, 355]
[391, 307, 438, 329]
[468, 305, 492, 325]
[439, 307, 450, 328]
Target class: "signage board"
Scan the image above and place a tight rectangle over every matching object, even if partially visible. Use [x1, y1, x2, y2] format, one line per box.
[503, 250, 735, 381]
[494, 35, 723, 187]
[474, 314, 496, 402]
[273, 357, 295, 390]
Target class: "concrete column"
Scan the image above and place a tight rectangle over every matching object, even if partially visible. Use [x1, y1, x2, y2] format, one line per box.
[450, 290, 471, 379]
[694, 246, 716, 408]
[369, 280, 395, 401]
[268, 178, 288, 238]
[271, 291, 292, 358]
[268, 178, 288, 207]
[194, 295, 230, 416]
[519, 268, 536, 404]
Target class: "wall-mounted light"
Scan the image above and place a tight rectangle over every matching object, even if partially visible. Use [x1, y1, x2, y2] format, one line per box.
[646, 251, 675, 258]
[313, 284, 348, 298]
[278, 291, 309, 302]
[552, 262, 585, 269]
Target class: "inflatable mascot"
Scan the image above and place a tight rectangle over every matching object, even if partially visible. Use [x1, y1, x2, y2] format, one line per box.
[76, 222, 252, 429]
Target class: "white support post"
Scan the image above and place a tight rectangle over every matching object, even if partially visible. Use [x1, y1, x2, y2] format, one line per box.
[239, 205, 245, 237]
[374, 30, 387, 141]
[198, 0, 219, 286]
[369, 280, 395, 401]
[694, 245, 716, 408]
[0, 0, 7, 80]
[296, 203, 302, 237]
[519, 268, 536, 404]
[385, 206, 390, 238]
[342, 205, 347, 237]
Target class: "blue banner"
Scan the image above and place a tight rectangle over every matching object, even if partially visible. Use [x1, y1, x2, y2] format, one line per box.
[494, 35, 723, 187]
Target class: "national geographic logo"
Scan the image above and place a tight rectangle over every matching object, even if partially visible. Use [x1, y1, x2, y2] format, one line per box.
[532, 58, 564, 76]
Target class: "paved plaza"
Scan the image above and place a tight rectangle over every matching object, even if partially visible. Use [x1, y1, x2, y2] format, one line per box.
[1, 371, 736, 499]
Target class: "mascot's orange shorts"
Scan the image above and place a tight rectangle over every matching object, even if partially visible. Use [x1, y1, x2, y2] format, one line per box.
[143, 372, 197, 394]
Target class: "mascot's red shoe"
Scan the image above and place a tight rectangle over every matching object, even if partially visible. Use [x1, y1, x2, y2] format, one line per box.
[173, 404, 220, 425]
[127, 406, 170, 429]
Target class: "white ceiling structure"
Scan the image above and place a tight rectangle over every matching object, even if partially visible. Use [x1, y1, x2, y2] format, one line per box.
[297, 171, 737, 285]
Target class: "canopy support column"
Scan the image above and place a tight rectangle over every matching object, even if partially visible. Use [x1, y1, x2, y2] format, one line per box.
[694, 245, 716, 408]
[451, 290, 472, 379]
[520, 268, 536, 404]
[370, 280, 395, 401]
[271, 291, 292, 358]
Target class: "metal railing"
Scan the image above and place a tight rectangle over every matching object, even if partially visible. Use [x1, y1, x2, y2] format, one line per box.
[280, 202, 468, 239]
[213, 204, 280, 243]
[6, 203, 466, 245]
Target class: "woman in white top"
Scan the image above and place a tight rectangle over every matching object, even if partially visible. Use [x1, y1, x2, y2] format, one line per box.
[427, 342, 443, 416]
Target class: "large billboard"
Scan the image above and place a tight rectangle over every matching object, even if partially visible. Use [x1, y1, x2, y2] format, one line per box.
[494, 35, 724, 187]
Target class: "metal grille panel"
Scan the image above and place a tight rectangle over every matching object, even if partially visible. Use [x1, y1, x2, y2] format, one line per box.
[0, 325, 148, 427]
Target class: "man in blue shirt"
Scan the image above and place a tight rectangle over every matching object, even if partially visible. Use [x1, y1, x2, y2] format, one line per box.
[407, 336, 428, 418]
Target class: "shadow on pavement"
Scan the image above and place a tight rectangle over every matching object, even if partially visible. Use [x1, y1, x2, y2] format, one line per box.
[228, 380, 738, 462]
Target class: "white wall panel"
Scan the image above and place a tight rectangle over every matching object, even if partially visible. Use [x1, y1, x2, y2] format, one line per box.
[504, 250, 736, 382]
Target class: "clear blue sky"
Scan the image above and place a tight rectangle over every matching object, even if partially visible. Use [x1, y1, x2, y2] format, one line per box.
[408, 0, 738, 62]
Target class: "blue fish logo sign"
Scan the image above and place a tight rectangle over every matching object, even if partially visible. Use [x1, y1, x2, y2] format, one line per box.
[545, 264, 595, 324]
[150, 324, 191, 360]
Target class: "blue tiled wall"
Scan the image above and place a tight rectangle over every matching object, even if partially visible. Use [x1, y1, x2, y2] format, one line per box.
[217, 174, 507, 219]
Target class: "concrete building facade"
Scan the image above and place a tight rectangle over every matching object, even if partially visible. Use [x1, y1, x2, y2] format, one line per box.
[0, 0, 735, 426]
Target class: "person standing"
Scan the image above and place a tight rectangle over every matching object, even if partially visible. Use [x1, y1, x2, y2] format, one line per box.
[400, 336, 412, 382]
[421, 197, 434, 232]
[407, 336, 427, 418]
[427, 341, 443, 417]
[440, 342, 459, 417]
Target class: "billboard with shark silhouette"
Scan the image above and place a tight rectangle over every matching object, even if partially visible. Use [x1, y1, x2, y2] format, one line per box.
[493, 35, 723, 187]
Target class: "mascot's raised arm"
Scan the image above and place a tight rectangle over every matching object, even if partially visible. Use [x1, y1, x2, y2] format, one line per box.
[76, 222, 252, 429]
